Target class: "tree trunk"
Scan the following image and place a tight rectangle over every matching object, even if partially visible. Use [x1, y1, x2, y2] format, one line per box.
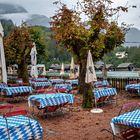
[18, 58, 29, 83]
[78, 59, 93, 108]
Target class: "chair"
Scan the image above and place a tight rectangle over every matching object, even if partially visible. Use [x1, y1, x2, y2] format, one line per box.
[19, 82, 30, 86]
[127, 88, 139, 97]
[0, 104, 14, 115]
[96, 85, 104, 88]
[120, 127, 140, 140]
[3, 109, 36, 140]
[32, 89, 56, 94]
[118, 102, 140, 116]
[96, 96, 108, 106]
[106, 85, 112, 88]
[55, 88, 67, 93]
[129, 81, 137, 84]
[8, 83, 19, 87]
[31, 100, 60, 118]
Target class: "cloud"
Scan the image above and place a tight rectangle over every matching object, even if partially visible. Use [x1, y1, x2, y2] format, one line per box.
[0, 0, 140, 29]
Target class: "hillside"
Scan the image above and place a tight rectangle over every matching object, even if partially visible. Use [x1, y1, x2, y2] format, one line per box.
[25, 14, 51, 27]
[0, 3, 27, 14]
[124, 28, 140, 47]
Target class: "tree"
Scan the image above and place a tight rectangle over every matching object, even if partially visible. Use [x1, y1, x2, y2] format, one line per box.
[29, 26, 49, 66]
[4, 25, 33, 82]
[51, 0, 127, 108]
[1, 19, 15, 37]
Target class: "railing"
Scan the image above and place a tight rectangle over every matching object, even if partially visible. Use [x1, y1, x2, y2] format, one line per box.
[97, 77, 140, 91]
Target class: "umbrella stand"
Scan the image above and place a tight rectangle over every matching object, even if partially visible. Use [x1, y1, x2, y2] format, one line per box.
[90, 93, 103, 113]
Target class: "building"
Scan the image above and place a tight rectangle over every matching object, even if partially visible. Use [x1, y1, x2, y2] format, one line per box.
[106, 64, 115, 71]
[95, 64, 103, 71]
[115, 51, 128, 59]
[117, 63, 135, 71]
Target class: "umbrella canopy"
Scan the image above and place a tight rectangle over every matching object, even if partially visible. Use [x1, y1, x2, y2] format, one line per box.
[30, 42, 38, 78]
[69, 57, 75, 79]
[85, 50, 97, 83]
[30, 66, 38, 78]
[0, 22, 7, 83]
[30, 42, 37, 66]
[60, 63, 65, 75]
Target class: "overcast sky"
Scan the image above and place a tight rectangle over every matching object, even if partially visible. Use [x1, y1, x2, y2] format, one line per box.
[0, 0, 140, 29]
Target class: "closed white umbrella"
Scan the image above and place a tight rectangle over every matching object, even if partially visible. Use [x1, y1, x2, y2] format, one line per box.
[30, 66, 38, 78]
[85, 50, 97, 83]
[30, 42, 38, 78]
[0, 22, 7, 83]
[69, 57, 75, 79]
[30, 42, 37, 66]
[85, 50, 103, 113]
[60, 63, 65, 75]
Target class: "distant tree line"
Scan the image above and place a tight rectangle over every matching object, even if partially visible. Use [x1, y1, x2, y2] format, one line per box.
[1, 19, 71, 70]
[3, 19, 139, 71]
[103, 46, 140, 68]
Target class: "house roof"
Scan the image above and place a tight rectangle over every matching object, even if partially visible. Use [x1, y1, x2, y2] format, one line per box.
[95, 64, 103, 69]
[106, 64, 114, 69]
[50, 64, 59, 68]
[117, 63, 133, 68]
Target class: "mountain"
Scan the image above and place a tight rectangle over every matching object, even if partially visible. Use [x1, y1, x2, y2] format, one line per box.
[25, 14, 51, 27]
[1, 19, 15, 36]
[0, 3, 27, 14]
[124, 28, 140, 47]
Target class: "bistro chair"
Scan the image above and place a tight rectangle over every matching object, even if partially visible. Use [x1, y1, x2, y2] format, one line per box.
[118, 102, 140, 116]
[0, 104, 14, 115]
[127, 88, 139, 97]
[31, 99, 60, 118]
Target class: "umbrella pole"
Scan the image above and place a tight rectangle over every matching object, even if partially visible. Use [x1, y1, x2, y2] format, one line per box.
[90, 89, 103, 113]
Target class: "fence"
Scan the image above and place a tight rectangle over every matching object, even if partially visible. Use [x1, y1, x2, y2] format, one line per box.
[98, 77, 140, 91]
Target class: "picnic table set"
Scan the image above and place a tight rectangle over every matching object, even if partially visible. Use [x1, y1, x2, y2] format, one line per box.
[2, 76, 140, 139]
[28, 93, 74, 108]
[49, 79, 65, 84]
[0, 86, 33, 96]
[65, 79, 78, 85]
[93, 87, 117, 99]
[0, 115, 43, 140]
[0, 83, 8, 91]
[93, 80, 110, 88]
[125, 83, 140, 94]
[111, 109, 140, 135]
[53, 84, 73, 92]
[30, 81, 52, 89]
[32, 77, 48, 82]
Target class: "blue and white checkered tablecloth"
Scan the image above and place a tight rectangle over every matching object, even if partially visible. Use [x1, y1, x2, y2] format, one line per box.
[93, 88, 117, 99]
[0, 83, 8, 89]
[2, 86, 33, 96]
[30, 81, 51, 87]
[28, 93, 74, 108]
[65, 79, 78, 85]
[54, 84, 73, 91]
[112, 109, 140, 128]
[125, 83, 140, 94]
[49, 79, 64, 84]
[0, 115, 42, 140]
[32, 78, 48, 81]
[93, 80, 110, 88]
